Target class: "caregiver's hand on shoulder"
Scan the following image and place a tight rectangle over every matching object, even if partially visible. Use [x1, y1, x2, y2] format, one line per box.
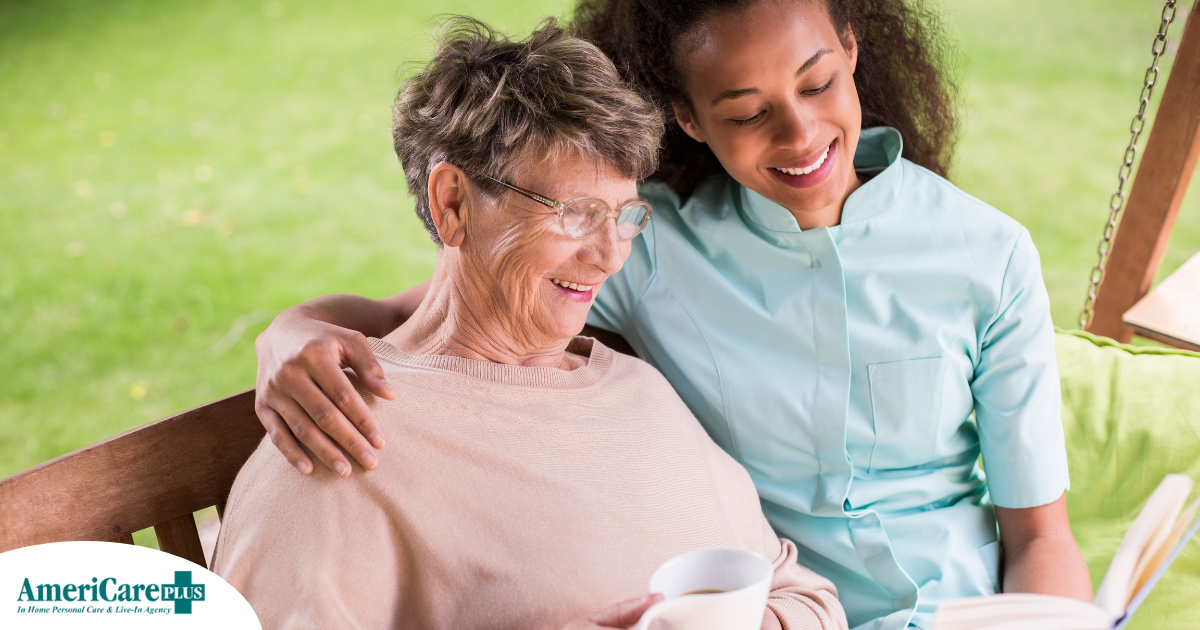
[559, 594, 663, 630]
[255, 305, 397, 477]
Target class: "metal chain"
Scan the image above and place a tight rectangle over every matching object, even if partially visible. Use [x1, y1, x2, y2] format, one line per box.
[1079, 0, 1179, 330]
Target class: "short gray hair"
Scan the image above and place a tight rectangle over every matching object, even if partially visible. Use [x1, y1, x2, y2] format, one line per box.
[392, 17, 665, 244]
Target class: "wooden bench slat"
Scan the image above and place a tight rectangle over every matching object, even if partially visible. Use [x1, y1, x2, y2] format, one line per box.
[114, 533, 135, 545]
[0, 389, 264, 553]
[1122, 251, 1200, 352]
[154, 515, 208, 568]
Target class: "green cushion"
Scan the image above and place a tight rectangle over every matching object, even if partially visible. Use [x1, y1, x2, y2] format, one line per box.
[1056, 329, 1200, 629]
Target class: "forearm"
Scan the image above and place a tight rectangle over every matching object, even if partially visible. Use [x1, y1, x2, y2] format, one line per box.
[295, 280, 431, 338]
[1002, 532, 1093, 601]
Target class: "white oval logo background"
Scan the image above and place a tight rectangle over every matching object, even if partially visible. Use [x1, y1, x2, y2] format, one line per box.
[0, 541, 260, 629]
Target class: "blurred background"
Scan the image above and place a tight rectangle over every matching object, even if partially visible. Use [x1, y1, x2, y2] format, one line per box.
[1, 0, 1197, 483]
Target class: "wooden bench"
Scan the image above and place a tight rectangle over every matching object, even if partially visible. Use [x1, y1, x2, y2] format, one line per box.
[0, 389, 264, 570]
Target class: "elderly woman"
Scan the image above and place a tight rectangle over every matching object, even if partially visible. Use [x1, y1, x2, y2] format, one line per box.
[212, 18, 846, 630]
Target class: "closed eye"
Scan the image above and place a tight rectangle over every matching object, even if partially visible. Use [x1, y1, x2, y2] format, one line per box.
[802, 77, 834, 96]
[730, 110, 766, 127]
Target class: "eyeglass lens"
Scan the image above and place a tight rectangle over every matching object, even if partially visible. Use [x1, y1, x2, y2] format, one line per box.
[561, 200, 651, 240]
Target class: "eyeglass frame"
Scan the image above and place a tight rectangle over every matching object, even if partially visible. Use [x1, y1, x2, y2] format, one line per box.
[473, 172, 652, 241]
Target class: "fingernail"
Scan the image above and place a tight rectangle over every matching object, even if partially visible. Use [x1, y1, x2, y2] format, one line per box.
[369, 432, 386, 448]
[334, 461, 349, 477]
[361, 451, 378, 469]
[298, 460, 312, 475]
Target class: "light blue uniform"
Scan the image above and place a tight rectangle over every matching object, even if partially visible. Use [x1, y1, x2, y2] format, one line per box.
[587, 127, 1070, 630]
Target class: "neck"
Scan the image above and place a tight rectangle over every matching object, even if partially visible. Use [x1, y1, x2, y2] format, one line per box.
[384, 252, 584, 371]
[787, 171, 864, 231]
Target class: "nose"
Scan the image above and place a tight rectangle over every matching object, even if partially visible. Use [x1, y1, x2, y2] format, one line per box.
[578, 215, 625, 274]
[772, 99, 817, 150]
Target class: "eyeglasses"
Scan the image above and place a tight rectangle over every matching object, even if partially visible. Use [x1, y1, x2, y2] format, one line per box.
[475, 173, 652, 241]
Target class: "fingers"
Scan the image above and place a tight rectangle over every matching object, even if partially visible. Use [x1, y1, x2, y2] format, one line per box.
[286, 372, 380, 473]
[267, 385, 356, 477]
[306, 353, 385, 454]
[589, 593, 663, 628]
[254, 312, 388, 478]
[334, 334, 393, 448]
[255, 398, 313, 475]
[342, 333, 398, 402]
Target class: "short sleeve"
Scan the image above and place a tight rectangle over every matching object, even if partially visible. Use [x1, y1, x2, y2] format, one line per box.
[586, 182, 669, 335]
[973, 229, 1070, 509]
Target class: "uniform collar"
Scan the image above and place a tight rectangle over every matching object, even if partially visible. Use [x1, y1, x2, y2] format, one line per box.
[738, 126, 905, 235]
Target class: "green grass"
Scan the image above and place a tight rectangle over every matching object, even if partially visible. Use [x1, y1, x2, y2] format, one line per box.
[0, 0, 571, 478]
[950, 0, 1200, 326]
[1, 0, 1197, 484]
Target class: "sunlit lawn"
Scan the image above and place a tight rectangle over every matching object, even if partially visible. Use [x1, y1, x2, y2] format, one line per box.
[1, 0, 1197, 482]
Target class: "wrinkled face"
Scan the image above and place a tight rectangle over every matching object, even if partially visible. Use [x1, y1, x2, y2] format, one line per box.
[675, 0, 861, 227]
[459, 153, 636, 346]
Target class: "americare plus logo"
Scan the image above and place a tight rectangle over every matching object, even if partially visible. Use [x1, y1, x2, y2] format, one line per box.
[16, 570, 205, 616]
[0, 541, 260, 629]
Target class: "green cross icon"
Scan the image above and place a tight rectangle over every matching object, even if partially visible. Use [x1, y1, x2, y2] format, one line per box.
[160, 571, 205, 614]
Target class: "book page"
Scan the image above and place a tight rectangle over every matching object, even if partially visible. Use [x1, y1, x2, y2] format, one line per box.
[1117, 496, 1200, 629]
[1093, 474, 1193, 618]
[932, 593, 1111, 630]
[1131, 494, 1200, 596]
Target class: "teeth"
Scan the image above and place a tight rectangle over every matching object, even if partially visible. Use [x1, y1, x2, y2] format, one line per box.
[773, 145, 830, 176]
[551, 278, 593, 291]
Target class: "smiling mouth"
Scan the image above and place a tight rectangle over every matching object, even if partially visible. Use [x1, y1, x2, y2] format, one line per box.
[770, 143, 831, 176]
[550, 278, 595, 292]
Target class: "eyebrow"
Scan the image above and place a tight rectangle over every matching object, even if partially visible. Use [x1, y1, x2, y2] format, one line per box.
[709, 48, 834, 106]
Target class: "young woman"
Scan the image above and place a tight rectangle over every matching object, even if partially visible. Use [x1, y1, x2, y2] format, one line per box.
[251, 1, 1093, 628]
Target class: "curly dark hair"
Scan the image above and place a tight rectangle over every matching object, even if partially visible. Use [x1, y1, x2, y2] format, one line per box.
[574, 0, 959, 195]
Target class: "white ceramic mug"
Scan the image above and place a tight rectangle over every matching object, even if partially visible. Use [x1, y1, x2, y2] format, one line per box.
[633, 547, 773, 630]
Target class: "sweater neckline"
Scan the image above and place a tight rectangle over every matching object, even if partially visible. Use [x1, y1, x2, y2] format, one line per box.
[367, 336, 613, 390]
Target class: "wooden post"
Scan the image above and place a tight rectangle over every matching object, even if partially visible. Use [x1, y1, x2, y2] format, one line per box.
[1088, 0, 1200, 342]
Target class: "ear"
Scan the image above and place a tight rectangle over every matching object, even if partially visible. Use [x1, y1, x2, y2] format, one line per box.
[427, 161, 469, 248]
[841, 27, 859, 74]
[672, 101, 707, 144]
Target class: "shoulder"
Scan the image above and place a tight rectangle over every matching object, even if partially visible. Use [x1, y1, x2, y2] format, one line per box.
[214, 438, 400, 627]
[897, 159, 1036, 281]
[597, 178, 738, 318]
[214, 437, 370, 572]
[223, 438, 362, 518]
[639, 175, 739, 233]
[899, 159, 1025, 245]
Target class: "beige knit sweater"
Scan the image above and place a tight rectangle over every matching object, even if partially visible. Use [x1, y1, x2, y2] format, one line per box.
[213, 337, 846, 630]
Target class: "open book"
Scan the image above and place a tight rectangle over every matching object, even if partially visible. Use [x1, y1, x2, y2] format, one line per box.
[932, 474, 1200, 630]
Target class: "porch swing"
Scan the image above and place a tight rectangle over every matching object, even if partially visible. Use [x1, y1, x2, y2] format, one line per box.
[1, 5, 1199, 622]
[1081, 0, 1200, 351]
